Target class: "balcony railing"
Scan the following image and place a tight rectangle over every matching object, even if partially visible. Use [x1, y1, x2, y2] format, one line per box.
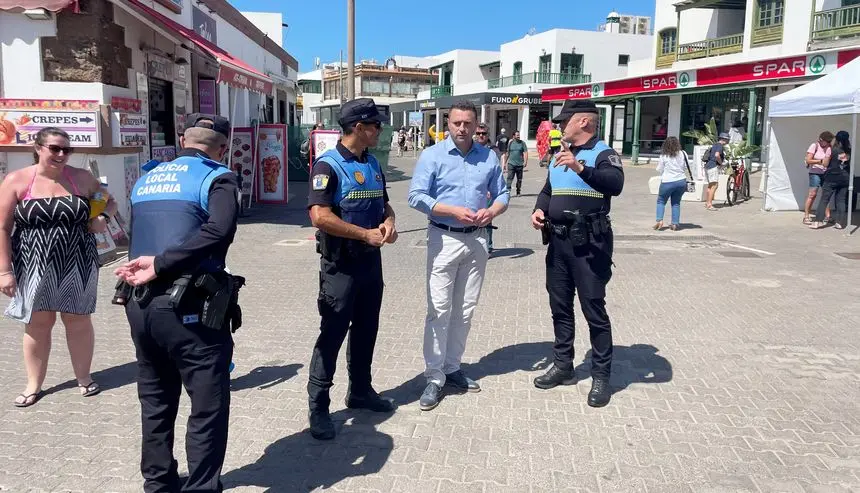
[430, 85, 452, 98]
[487, 72, 591, 89]
[811, 5, 860, 42]
[751, 24, 784, 46]
[655, 52, 675, 69]
[677, 33, 744, 61]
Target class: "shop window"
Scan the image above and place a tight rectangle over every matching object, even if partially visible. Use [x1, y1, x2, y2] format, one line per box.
[618, 54, 630, 66]
[757, 0, 784, 28]
[528, 104, 550, 140]
[658, 28, 677, 55]
[512, 62, 522, 85]
[560, 53, 583, 75]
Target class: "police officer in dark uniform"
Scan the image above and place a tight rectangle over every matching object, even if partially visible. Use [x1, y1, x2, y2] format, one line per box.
[115, 113, 240, 492]
[530, 100, 624, 408]
[307, 98, 398, 440]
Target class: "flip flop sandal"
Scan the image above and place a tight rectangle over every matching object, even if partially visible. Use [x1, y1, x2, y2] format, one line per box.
[834, 223, 845, 230]
[79, 382, 101, 397]
[802, 217, 812, 225]
[14, 390, 42, 408]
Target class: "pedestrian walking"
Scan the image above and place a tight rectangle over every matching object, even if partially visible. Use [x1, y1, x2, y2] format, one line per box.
[408, 101, 509, 411]
[0, 127, 116, 407]
[803, 131, 833, 225]
[505, 130, 528, 196]
[306, 98, 398, 440]
[703, 133, 728, 210]
[115, 114, 243, 492]
[810, 130, 851, 230]
[653, 136, 690, 231]
[530, 100, 624, 408]
[496, 128, 510, 170]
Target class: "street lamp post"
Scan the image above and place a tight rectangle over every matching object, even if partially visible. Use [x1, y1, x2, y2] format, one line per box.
[347, 0, 355, 100]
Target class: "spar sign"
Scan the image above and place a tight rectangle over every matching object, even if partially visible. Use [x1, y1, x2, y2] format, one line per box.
[0, 99, 101, 147]
[542, 48, 860, 102]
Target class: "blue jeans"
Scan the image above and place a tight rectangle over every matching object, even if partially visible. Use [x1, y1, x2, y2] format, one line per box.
[656, 179, 686, 225]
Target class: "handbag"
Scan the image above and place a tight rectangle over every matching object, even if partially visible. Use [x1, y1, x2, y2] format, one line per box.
[682, 152, 696, 193]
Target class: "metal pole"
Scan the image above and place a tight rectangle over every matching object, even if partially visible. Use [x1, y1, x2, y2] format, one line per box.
[746, 88, 757, 148]
[339, 50, 344, 102]
[631, 98, 641, 165]
[847, 112, 857, 235]
[761, 117, 771, 211]
[347, 0, 355, 100]
[413, 97, 418, 158]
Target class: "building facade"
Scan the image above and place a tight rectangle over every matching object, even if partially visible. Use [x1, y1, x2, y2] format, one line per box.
[0, 0, 298, 218]
[543, 0, 860, 163]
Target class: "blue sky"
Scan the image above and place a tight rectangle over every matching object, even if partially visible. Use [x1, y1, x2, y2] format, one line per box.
[229, 0, 656, 72]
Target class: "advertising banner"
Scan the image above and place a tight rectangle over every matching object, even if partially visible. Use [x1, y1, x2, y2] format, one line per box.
[256, 124, 288, 204]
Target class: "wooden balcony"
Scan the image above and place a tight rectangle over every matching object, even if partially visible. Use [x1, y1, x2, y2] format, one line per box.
[677, 33, 744, 61]
[751, 24, 783, 47]
[811, 5, 860, 42]
[487, 72, 591, 89]
[655, 52, 675, 69]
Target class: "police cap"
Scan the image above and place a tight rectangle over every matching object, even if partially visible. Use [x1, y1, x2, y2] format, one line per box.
[184, 113, 231, 139]
[338, 98, 386, 127]
[552, 100, 599, 123]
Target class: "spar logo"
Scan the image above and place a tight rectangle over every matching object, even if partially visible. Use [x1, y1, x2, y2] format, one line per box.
[808, 55, 826, 74]
[752, 59, 806, 77]
[678, 72, 691, 87]
[568, 86, 592, 98]
[642, 75, 677, 90]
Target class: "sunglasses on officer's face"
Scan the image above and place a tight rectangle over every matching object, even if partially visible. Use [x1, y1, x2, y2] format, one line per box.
[359, 121, 382, 129]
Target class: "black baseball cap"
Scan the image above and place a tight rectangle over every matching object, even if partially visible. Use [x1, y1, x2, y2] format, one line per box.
[338, 98, 386, 127]
[552, 100, 599, 123]
[184, 113, 231, 139]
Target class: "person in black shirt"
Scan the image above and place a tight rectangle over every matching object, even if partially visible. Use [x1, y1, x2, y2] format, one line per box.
[306, 98, 398, 440]
[530, 100, 624, 408]
[810, 130, 851, 230]
[116, 114, 239, 492]
[496, 128, 510, 170]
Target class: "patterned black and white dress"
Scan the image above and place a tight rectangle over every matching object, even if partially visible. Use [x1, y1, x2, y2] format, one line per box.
[5, 194, 99, 323]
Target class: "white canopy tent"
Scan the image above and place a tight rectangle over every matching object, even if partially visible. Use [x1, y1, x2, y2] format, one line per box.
[764, 56, 860, 232]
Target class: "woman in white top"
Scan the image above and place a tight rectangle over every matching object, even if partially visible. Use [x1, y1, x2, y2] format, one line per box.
[654, 136, 690, 231]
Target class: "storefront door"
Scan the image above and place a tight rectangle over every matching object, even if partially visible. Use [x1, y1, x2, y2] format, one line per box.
[495, 109, 517, 141]
[148, 77, 176, 161]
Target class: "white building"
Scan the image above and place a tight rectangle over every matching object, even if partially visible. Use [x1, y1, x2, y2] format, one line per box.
[0, 0, 298, 218]
[395, 21, 653, 148]
[542, 0, 860, 174]
[600, 12, 652, 35]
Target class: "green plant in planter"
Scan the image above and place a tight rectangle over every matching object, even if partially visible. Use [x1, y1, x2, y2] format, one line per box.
[681, 117, 718, 145]
[724, 140, 760, 161]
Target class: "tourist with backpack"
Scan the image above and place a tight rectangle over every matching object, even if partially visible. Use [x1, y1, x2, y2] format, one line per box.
[702, 133, 729, 210]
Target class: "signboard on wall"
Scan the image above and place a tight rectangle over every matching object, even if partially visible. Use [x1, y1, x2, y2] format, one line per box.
[116, 113, 147, 147]
[147, 53, 173, 81]
[111, 97, 142, 113]
[542, 48, 860, 102]
[198, 79, 217, 113]
[256, 124, 288, 204]
[310, 130, 340, 169]
[136, 73, 151, 162]
[152, 145, 176, 163]
[0, 99, 101, 147]
[229, 127, 255, 196]
[192, 6, 217, 44]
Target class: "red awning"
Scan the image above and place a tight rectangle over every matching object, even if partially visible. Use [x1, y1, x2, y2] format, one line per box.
[123, 0, 273, 94]
[0, 0, 77, 11]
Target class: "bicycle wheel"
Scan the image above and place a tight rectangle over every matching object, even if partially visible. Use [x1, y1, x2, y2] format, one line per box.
[742, 172, 751, 201]
[726, 174, 737, 206]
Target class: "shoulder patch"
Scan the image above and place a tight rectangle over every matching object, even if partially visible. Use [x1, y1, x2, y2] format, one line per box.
[312, 174, 329, 191]
[608, 154, 623, 167]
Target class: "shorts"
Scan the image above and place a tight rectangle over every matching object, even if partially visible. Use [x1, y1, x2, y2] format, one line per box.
[705, 166, 720, 184]
[808, 173, 823, 188]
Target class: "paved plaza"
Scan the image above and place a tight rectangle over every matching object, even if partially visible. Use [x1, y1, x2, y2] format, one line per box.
[0, 156, 858, 492]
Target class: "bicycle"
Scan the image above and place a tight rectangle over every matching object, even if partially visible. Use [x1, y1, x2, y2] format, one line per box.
[725, 158, 751, 206]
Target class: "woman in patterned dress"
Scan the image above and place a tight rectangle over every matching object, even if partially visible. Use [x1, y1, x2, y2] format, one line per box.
[0, 127, 116, 407]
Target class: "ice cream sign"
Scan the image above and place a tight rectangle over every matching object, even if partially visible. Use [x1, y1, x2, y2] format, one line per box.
[0, 99, 101, 147]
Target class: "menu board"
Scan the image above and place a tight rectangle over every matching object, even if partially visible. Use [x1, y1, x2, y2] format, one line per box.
[256, 124, 288, 204]
[310, 130, 341, 169]
[229, 127, 255, 196]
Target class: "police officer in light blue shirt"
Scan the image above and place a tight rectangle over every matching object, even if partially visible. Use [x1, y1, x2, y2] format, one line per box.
[408, 100, 509, 411]
[116, 114, 239, 492]
[306, 98, 398, 440]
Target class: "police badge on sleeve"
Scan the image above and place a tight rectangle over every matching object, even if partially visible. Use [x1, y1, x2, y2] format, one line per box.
[312, 174, 329, 190]
[608, 154, 623, 167]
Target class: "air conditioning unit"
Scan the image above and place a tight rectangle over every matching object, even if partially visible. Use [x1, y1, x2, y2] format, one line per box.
[23, 8, 52, 20]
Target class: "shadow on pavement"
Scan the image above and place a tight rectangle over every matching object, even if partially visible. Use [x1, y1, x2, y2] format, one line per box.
[382, 341, 553, 406]
[575, 344, 672, 394]
[489, 247, 534, 259]
[41, 361, 138, 397]
[230, 363, 303, 391]
[222, 409, 392, 492]
[239, 204, 312, 227]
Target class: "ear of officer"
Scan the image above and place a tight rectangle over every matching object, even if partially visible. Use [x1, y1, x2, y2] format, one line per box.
[129, 114, 239, 276]
[533, 100, 624, 223]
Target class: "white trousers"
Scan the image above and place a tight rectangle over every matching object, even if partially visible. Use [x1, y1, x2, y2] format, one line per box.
[423, 226, 489, 386]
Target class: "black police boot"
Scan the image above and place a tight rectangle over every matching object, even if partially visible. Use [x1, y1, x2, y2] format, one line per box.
[533, 364, 576, 390]
[345, 387, 396, 412]
[308, 409, 336, 440]
[587, 378, 612, 408]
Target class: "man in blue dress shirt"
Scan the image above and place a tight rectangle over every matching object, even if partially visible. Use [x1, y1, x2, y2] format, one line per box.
[408, 101, 509, 411]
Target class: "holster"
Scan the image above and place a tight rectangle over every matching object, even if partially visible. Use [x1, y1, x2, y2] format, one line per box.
[195, 271, 232, 330]
[316, 230, 343, 262]
[167, 275, 194, 309]
[112, 279, 132, 306]
[541, 220, 552, 245]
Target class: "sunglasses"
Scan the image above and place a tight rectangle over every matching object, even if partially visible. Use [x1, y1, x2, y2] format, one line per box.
[475, 132, 488, 136]
[43, 144, 73, 155]
[359, 121, 382, 129]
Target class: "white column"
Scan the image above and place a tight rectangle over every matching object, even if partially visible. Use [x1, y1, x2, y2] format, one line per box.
[667, 95, 682, 139]
[272, 86, 279, 124]
[435, 107, 441, 131]
[481, 104, 487, 123]
[390, 111, 394, 126]
[519, 106, 530, 139]
[403, 110, 408, 127]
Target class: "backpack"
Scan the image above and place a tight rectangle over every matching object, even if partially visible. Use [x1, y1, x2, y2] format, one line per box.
[701, 145, 712, 163]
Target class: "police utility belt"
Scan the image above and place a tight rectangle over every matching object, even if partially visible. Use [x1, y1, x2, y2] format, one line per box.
[541, 211, 611, 247]
[112, 271, 247, 333]
[315, 230, 379, 261]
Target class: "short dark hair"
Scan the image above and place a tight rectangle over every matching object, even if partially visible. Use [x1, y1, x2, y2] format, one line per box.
[449, 100, 478, 119]
[341, 123, 355, 135]
[819, 131, 834, 142]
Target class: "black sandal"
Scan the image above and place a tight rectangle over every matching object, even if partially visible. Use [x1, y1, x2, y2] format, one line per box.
[79, 381, 101, 397]
[14, 390, 42, 408]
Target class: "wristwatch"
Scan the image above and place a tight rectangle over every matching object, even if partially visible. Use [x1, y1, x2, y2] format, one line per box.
[99, 212, 111, 221]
